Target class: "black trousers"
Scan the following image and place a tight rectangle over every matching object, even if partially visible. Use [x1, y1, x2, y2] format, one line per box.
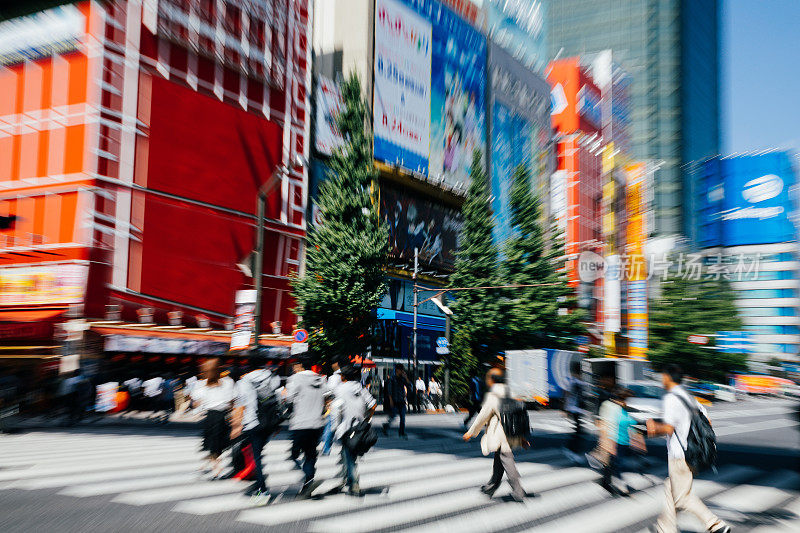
[245, 429, 268, 492]
[568, 411, 584, 453]
[292, 428, 323, 483]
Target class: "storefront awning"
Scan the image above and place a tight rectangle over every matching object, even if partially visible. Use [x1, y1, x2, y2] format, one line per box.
[0, 309, 65, 322]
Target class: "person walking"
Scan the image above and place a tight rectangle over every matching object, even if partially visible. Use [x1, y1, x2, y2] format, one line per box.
[415, 374, 427, 411]
[428, 376, 442, 410]
[321, 359, 342, 456]
[230, 353, 281, 503]
[382, 364, 410, 438]
[463, 374, 483, 427]
[332, 365, 377, 496]
[142, 373, 164, 419]
[285, 356, 327, 498]
[647, 364, 730, 533]
[462, 368, 527, 502]
[194, 359, 234, 479]
[598, 388, 646, 496]
[563, 361, 587, 462]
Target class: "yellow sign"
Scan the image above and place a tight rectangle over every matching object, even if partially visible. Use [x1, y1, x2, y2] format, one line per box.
[0, 264, 87, 306]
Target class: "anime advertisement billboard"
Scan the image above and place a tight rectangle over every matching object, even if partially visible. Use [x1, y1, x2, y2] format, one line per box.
[380, 184, 462, 270]
[373, 0, 487, 189]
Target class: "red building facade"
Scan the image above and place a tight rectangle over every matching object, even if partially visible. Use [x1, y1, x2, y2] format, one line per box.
[0, 1, 310, 358]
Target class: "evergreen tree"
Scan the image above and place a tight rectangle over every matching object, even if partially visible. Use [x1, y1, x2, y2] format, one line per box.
[291, 74, 388, 365]
[500, 165, 583, 349]
[445, 151, 501, 402]
[649, 268, 747, 381]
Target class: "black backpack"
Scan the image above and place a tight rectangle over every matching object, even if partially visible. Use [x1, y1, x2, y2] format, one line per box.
[673, 392, 717, 473]
[499, 393, 531, 440]
[251, 372, 285, 437]
[343, 419, 378, 456]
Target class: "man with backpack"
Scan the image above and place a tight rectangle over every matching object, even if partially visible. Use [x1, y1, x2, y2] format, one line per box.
[230, 353, 281, 503]
[332, 365, 377, 496]
[462, 368, 528, 502]
[285, 356, 328, 498]
[646, 364, 729, 533]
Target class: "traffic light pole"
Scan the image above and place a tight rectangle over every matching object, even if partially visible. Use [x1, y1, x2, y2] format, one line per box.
[253, 188, 267, 345]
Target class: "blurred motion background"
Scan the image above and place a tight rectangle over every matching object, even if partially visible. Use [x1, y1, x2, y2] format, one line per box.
[0, 0, 798, 421]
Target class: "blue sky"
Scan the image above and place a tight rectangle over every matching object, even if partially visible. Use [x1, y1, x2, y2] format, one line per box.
[723, 0, 800, 153]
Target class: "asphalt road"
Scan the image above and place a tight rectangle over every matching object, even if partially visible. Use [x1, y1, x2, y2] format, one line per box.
[0, 398, 798, 532]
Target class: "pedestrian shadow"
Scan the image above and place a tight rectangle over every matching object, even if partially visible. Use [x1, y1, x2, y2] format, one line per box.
[712, 505, 798, 529]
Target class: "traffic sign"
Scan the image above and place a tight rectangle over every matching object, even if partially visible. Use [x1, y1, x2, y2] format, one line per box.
[687, 335, 709, 345]
[293, 329, 309, 343]
[436, 337, 449, 355]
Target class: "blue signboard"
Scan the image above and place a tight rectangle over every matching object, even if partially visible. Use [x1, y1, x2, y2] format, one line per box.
[373, 0, 487, 189]
[698, 152, 797, 247]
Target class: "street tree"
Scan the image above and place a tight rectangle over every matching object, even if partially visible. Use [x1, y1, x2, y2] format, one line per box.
[445, 151, 502, 402]
[649, 270, 747, 382]
[291, 74, 388, 366]
[501, 165, 583, 349]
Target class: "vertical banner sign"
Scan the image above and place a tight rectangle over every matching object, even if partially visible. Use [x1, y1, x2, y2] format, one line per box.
[315, 75, 345, 155]
[626, 163, 648, 358]
[604, 254, 621, 334]
[373, 0, 432, 176]
[230, 290, 257, 350]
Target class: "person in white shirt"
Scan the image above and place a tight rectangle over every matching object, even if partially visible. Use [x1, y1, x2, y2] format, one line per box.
[646, 364, 729, 533]
[194, 359, 234, 478]
[427, 376, 442, 409]
[321, 360, 342, 456]
[331, 365, 376, 495]
[230, 354, 280, 501]
[415, 375, 426, 412]
[142, 375, 164, 418]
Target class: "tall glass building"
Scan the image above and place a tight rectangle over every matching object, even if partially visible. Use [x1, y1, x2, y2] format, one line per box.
[545, 0, 721, 237]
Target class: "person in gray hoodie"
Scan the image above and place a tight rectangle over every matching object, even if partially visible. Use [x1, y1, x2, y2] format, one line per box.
[332, 365, 376, 495]
[285, 355, 328, 498]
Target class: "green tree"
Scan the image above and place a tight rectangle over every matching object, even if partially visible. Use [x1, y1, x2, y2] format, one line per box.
[649, 270, 747, 381]
[500, 165, 584, 349]
[444, 151, 501, 403]
[291, 74, 388, 366]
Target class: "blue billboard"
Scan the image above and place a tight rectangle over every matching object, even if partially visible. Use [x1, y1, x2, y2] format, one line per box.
[488, 42, 552, 246]
[698, 152, 798, 247]
[373, 0, 486, 188]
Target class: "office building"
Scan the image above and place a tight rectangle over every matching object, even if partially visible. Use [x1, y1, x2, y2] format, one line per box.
[546, 0, 721, 237]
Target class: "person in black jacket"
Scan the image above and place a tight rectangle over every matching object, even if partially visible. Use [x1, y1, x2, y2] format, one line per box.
[382, 364, 410, 438]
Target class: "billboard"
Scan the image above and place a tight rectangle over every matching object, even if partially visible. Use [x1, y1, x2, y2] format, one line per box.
[698, 153, 797, 247]
[380, 184, 462, 270]
[314, 75, 345, 156]
[547, 58, 602, 136]
[489, 43, 552, 245]
[373, 0, 487, 188]
[373, 0, 432, 175]
[485, 0, 547, 73]
[0, 263, 88, 306]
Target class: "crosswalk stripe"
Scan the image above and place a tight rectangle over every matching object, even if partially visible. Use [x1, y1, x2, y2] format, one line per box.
[522, 465, 759, 533]
[749, 494, 800, 532]
[237, 456, 574, 527]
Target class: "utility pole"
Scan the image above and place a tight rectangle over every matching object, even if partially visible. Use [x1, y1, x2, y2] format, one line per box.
[413, 247, 418, 378]
[252, 188, 267, 346]
[443, 293, 451, 405]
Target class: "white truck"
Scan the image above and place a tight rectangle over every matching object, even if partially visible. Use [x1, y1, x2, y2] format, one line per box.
[506, 349, 583, 407]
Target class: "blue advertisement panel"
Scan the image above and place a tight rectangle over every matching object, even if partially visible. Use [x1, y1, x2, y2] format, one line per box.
[545, 349, 582, 401]
[698, 152, 797, 247]
[485, 0, 547, 73]
[373, 0, 487, 188]
[488, 42, 552, 245]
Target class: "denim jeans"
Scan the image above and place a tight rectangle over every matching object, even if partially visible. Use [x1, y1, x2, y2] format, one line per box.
[244, 429, 268, 492]
[321, 415, 334, 454]
[385, 404, 406, 435]
[340, 441, 358, 488]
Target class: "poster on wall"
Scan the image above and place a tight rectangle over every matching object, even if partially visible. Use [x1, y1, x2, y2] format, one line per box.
[373, 0, 487, 188]
[380, 184, 462, 270]
[373, 0, 432, 175]
[230, 290, 256, 350]
[0, 263, 88, 306]
[315, 75, 345, 156]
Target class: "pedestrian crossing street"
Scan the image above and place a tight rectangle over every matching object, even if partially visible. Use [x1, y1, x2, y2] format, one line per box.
[1, 428, 799, 532]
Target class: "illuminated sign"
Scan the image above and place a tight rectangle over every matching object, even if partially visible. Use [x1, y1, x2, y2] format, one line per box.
[0, 263, 87, 306]
[578, 85, 602, 127]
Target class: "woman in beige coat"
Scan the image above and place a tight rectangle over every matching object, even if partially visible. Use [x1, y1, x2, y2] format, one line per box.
[463, 368, 527, 502]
